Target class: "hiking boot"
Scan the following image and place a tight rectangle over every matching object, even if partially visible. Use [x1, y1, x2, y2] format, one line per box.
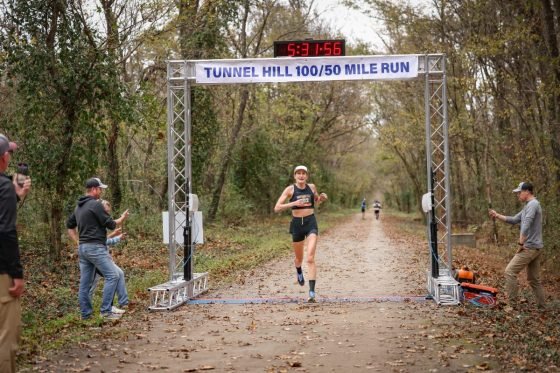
[297, 272, 305, 286]
[101, 312, 122, 320]
[308, 291, 316, 303]
[111, 306, 126, 314]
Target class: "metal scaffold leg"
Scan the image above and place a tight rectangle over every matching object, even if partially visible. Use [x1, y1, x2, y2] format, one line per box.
[148, 272, 209, 311]
[426, 269, 460, 306]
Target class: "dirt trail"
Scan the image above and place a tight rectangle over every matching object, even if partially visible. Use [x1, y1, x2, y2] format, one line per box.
[34, 213, 498, 372]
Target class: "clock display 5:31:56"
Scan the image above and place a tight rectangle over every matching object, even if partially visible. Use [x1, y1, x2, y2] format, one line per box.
[274, 40, 345, 57]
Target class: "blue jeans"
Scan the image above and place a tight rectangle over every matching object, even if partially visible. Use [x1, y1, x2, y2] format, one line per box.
[88, 262, 128, 307]
[78, 244, 120, 318]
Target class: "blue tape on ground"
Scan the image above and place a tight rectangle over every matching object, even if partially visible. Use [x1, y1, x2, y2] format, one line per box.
[187, 295, 427, 305]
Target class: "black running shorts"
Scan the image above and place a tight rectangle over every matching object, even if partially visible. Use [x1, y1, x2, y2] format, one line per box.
[290, 214, 318, 242]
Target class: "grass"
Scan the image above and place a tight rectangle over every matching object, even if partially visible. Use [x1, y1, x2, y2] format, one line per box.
[17, 207, 356, 367]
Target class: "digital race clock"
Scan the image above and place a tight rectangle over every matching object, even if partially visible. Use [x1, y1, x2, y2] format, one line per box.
[273, 40, 345, 58]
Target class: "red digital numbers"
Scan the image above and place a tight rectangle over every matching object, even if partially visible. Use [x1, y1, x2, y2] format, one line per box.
[301, 42, 309, 56]
[333, 41, 342, 55]
[274, 40, 345, 58]
[287, 43, 296, 56]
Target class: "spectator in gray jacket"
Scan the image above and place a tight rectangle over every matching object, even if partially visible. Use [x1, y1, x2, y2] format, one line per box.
[489, 182, 545, 307]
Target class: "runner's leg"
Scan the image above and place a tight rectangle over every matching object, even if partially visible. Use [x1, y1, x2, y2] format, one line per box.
[306, 234, 317, 280]
[293, 241, 305, 285]
[306, 234, 318, 301]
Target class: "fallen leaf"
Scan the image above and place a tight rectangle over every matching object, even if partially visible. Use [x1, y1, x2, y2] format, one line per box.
[199, 365, 215, 370]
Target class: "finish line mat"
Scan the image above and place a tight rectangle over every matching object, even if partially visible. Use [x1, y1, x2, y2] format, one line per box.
[187, 295, 427, 305]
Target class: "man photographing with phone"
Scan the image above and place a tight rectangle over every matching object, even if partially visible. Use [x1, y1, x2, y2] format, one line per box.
[0, 134, 31, 373]
[489, 181, 545, 308]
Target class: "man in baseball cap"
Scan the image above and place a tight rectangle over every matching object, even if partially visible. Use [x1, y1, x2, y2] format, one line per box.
[0, 134, 17, 156]
[67, 176, 129, 320]
[85, 177, 108, 189]
[489, 181, 545, 307]
[0, 133, 31, 373]
[512, 181, 533, 193]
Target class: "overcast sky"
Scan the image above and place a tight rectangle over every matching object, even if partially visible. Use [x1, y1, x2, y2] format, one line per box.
[312, 0, 384, 48]
[312, 0, 432, 50]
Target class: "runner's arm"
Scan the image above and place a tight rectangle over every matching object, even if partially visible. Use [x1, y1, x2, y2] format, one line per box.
[274, 186, 297, 212]
[310, 184, 328, 204]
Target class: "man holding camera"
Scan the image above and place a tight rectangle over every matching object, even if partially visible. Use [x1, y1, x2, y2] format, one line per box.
[0, 134, 31, 373]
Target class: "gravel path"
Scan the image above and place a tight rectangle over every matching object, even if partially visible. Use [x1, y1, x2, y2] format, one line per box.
[33, 213, 498, 372]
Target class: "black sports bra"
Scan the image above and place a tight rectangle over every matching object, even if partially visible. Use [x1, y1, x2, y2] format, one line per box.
[290, 184, 315, 209]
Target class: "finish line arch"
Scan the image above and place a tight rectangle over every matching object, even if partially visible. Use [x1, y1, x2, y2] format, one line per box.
[148, 54, 457, 310]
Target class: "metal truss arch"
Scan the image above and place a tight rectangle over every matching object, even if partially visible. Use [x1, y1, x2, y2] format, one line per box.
[149, 54, 456, 310]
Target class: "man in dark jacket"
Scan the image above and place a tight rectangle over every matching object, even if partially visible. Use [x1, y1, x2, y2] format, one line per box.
[0, 134, 31, 373]
[67, 177, 128, 319]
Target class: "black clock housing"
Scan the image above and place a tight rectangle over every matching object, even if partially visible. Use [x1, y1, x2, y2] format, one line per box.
[273, 40, 345, 57]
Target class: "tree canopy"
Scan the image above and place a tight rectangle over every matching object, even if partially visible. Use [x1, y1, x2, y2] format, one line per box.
[1, 0, 559, 259]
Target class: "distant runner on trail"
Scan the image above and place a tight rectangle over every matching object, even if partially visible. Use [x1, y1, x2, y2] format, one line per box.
[274, 165, 328, 302]
[361, 198, 367, 220]
[373, 200, 382, 220]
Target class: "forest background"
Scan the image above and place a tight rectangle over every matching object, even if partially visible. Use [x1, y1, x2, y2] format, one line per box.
[1, 0, 560, 366]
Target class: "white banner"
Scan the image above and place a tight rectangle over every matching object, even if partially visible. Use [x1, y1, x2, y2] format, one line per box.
[195, 55, 419, 84]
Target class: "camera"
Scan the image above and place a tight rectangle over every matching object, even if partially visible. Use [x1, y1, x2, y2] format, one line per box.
[16, 163, 29, 187]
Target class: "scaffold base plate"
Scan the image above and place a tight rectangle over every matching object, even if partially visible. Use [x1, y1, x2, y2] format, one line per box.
[148, 272, 209, 311]
[427, 270, 461, 305]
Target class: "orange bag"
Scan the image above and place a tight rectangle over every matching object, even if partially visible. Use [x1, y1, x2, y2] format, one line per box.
[461, 282, 498, 307]
[455, 267, 476, 283]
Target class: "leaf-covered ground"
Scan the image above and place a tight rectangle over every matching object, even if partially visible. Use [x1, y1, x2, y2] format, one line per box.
[383, 214, 560, 372]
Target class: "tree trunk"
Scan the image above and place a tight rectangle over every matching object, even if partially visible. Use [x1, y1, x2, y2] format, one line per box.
[539, 0, 560, 197]
[45, 1, 70, 261]
[208, 88, 250, 220]
[391, 146, 424, 216]
[102, 0, 123, 209]
[49, 109, 76, 261]
[107, 124, 122, 208]
[49, 202, 63, 262]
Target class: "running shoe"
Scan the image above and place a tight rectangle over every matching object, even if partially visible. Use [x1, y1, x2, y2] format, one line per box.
[308, 290, 316, 303]
[297, 272, 305, 286]
[111, 306, 126, 314]
[101, 312, 122, 320]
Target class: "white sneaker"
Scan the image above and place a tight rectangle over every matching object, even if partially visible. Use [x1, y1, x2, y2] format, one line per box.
[111, 306, 126, 314]
[101, 312, 122, 320]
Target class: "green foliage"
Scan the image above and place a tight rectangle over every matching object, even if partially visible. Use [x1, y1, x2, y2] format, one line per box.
[192, 87, 220, 193]
[542, 198, 560, 271]
[216, 184, 256, 224]
[348, 0, 560, 257]
[231, 127, 279, 210]
[1, 0, 136, 257]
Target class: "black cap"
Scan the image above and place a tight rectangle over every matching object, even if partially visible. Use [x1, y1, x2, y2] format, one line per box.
[85, 177, 108, 189]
